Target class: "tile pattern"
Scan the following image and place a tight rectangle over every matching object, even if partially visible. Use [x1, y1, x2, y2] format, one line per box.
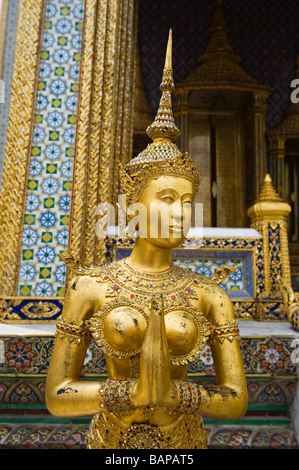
[0, 423, 88, 448]
[0, 422, 297, 448]
[207, 425, 299, 449]
[17, 0, 85, 298]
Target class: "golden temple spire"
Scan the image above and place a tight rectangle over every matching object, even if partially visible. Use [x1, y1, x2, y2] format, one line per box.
[257, 174, 282, 202]
[202, 0, 237, 60]
[176, 0, 270, 93]
[146, 29, 180, 142]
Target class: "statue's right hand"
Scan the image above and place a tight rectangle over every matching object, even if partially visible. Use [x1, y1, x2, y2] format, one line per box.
[129, 379, 149, 408]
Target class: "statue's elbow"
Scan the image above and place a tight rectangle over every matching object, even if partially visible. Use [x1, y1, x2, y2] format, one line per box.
[229, 388, 248, 420]
[45, 389, 60, 417]
[45, 384, 68, 417]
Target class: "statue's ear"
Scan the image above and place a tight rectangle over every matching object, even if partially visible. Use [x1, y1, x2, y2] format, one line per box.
[118, 159, 135, 205]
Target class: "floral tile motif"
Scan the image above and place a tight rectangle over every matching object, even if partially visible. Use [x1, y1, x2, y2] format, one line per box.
[248, 380, 296, 406]
[0, 380, 45, 404]
[5, 338, 39, 374]
[17, 0, 85, 297]
[254, 336, 291, 376]
[1, 337, 53, 375]
[0, 424, 88, 448]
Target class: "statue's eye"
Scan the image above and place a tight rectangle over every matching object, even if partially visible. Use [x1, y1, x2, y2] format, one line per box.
[161, 196, 174, 204]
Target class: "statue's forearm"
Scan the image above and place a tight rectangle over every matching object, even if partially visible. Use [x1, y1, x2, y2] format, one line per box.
[45, 377, 106, 417]
[198, 382, 248, 420]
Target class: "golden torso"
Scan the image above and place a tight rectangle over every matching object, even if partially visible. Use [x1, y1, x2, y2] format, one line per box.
[46, 251, 246, 449]
[77, 257, 217, 426]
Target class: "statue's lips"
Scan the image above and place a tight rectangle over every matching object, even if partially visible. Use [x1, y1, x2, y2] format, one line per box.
[168, 225, 183, 231]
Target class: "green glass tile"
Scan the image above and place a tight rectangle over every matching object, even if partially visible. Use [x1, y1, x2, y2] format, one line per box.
[43, 197, 55, 209]
[31, 146, 41, 157]
[52, 98, 62, 108]
[48, 131, 60, 142]
[54, 66, 65, 76]
[58, 36, 68, 45]
[60, 6, 70, 15]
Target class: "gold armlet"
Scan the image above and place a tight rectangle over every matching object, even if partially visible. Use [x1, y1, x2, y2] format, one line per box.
[166, 381, 202, 416]
[55, 318, 92, 345]
[209, 320, 241, 345]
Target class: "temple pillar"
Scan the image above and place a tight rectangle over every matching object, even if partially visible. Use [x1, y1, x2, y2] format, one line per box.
[252, 93, 269, 198]
[69, 0, 138, 269]
[174, 91, 189, 153]
[268, 138, 286, 200]
[0, 0, 137, 297]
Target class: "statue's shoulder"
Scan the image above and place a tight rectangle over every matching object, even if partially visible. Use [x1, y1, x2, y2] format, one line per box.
[66, 261, 112, 285]
[175, 264, 215, 286]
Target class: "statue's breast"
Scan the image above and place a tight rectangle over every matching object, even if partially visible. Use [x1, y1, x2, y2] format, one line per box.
[88, 303, 212, 363]
[103, 305, 147, 354]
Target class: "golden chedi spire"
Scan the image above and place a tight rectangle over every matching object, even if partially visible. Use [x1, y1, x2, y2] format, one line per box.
[257, 174, 282, 202]
[119, 30, 201, 204]
[248, 173, 291, 224]
[199, 0, 238, 62]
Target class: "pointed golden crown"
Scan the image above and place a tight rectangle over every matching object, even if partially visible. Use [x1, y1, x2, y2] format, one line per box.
[119, 30, 200, 203]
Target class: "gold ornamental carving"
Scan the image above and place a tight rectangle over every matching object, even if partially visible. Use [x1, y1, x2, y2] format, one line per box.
[69, 0, 137, 272]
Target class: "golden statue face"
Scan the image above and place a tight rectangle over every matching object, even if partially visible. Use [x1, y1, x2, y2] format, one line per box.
[135, 175, 194, 248]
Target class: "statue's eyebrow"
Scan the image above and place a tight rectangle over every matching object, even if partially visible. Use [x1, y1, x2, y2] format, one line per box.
[182, 193, 194, 202]
[156, 188, 178, 198]
[156, 189, 194, 201]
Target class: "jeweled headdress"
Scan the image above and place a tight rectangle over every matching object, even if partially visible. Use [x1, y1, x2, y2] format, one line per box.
[119, 29, 200, 203]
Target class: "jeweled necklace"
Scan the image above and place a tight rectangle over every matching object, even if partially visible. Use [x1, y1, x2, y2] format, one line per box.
[99, 257, 199, 309]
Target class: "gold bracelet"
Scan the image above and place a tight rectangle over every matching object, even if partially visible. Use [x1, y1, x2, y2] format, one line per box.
[55, 318, 92, 345]
[100, 380, 158, 418]
[100, 379, 135, 416]
[165, 381, 201, 416]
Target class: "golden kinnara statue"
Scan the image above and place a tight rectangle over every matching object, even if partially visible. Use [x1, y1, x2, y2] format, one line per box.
[45, 30, 248, 449]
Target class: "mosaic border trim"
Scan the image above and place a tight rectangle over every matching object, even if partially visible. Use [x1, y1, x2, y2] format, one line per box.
[0, 422, 297, 449]
[0, 335, 296, 378]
